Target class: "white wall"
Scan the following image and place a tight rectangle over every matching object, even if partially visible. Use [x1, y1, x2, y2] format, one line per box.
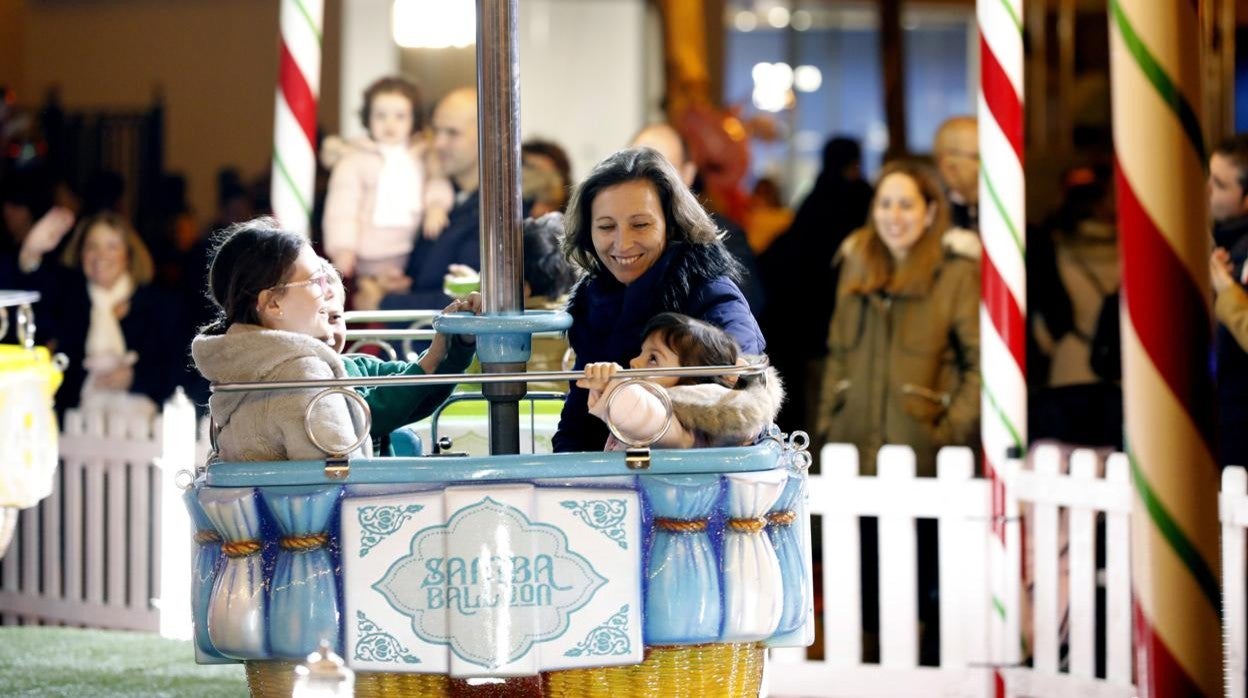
[342, 0, 652, 183]
[518, 0, 649, 182]
[340, 0, 400, 140]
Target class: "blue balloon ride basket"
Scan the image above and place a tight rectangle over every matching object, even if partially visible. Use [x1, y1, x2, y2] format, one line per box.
[186, 308, 815, 697]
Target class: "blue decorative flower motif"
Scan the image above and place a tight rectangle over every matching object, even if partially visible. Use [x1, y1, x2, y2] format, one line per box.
[560, 499, 628, 549]
[564, 604, 631, 657]
[354, 610, 421, 664]
[358, 504, 424, 558]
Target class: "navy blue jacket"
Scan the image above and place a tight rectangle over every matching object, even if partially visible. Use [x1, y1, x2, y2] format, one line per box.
[552, 241, 765, 452]
[381, 190, 481, 311]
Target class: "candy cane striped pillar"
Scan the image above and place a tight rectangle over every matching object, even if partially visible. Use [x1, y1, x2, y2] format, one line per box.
[271, 0, 324, 237]
[977, 0, 1025, 693]
[1109, 1, 1222, 695]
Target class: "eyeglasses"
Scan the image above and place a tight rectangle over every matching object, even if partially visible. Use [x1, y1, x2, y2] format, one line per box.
[273, 270, 333, 298]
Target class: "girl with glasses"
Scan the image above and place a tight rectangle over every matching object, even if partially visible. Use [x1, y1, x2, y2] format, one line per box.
[191, 218, 373, 461]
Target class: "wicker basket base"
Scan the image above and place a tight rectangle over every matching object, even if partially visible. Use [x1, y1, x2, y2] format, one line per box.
[243, 643, 763, 697]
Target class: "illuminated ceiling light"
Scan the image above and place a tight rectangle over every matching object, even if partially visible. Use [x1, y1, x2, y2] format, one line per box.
[734, 10, 758, 32]
[767, 6, 791, 29]
[752, 62, 795, 112]
[772, 62, 794, 89]
[791, 10, 813, 31]
[752, 62, 771, 84]
[794, 65, 822, 92]
[392, 0, 475, 49]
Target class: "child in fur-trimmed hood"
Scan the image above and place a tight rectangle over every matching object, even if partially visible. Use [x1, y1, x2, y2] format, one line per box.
[579, 312, 783, 450]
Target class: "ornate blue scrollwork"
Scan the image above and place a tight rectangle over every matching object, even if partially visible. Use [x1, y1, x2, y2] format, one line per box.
[564, 604, 631, 657]
[357, 504, 424, 558]
[559, 499, 629, 550]
[354, 610, 421, 664]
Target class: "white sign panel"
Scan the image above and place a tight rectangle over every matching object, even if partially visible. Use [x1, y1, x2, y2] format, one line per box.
[342, 484, 642, 676]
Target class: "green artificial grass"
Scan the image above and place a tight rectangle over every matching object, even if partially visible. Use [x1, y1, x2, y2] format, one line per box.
[0, 627, 247, 697]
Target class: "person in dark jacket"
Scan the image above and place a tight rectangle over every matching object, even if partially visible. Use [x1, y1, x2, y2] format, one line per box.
[758, 136, 872, 434]
[1208, 135, 1248, 466]
[553, 147, 765, 453]
[53, 212, 183, 414]
[0, 169, 74, 346]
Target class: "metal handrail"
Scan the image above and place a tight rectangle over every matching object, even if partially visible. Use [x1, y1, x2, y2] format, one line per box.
[0, 290, 39, 309]
[342, 309, 440, 324]
[342, 329, 565, 341]
[211, 356, 770, 394]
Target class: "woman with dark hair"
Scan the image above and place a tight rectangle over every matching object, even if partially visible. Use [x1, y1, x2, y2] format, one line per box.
[191, 218, 371, 461]
[816, 160, 980, 476]
[553, 146, 764, 452]
[54, 211, 182, 414]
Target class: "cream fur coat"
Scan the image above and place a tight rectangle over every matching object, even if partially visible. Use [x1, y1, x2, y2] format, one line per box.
[192, 324, 371, 462]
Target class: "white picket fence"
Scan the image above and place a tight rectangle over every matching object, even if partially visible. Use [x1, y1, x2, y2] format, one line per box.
[768, 444, 995, 697]
[768, 442, 1248, 698]
[0, 393, 199, 635]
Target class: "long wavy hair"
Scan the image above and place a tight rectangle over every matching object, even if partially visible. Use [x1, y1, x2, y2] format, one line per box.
[839, 159, 950, 296]
[561, 147, 722, 276]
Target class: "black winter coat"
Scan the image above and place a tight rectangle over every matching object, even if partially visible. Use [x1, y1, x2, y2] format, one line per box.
[53, 275, 185, 413]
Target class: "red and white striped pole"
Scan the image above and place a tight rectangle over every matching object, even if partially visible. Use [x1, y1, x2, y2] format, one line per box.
[1109, 1, 1222, 695]
[977, 0, 1025, 694]
[271, 0, 324, 237]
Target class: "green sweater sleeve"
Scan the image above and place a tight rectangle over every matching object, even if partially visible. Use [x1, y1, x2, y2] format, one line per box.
[406, 336, 478, 421]
[345, 336, 478, 437]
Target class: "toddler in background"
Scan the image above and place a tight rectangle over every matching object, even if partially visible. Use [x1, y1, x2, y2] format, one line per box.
[323, 76, 453, 281]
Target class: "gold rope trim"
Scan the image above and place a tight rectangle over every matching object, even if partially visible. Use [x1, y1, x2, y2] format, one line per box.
[280, 532, 329, 551]
[222, 540, 262, 558]
[727, 517, 767, 534]
[194, 530, 222, 545]
[766, 510, 797, 527]
[654, 517, 708, 533]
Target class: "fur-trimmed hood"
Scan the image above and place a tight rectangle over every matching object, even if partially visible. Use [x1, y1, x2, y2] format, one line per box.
[192, 324, 349, 425]
[191, 324, 370, 462]
[668, 361, 785, 446]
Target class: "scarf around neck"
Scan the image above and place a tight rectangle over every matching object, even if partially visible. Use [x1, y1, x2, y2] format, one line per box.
[85, 273, 135, 359]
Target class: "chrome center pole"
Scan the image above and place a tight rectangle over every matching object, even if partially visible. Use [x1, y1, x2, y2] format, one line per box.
[476, 0, 525, 455]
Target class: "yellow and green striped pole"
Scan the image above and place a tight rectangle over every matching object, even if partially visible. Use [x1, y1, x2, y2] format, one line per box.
[1109, 1, 1222, 695]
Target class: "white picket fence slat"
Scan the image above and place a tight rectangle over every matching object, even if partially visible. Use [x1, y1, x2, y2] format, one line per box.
[1224, 466, 1248, 698]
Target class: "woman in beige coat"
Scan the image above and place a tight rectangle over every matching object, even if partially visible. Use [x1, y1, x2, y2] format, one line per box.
[816, 160, 981, 476]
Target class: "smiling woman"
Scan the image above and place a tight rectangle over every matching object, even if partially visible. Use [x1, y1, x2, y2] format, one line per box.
[553, 146, 765, 453]
[53, 211, 182, 415]
[816, 159, 980, 477]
